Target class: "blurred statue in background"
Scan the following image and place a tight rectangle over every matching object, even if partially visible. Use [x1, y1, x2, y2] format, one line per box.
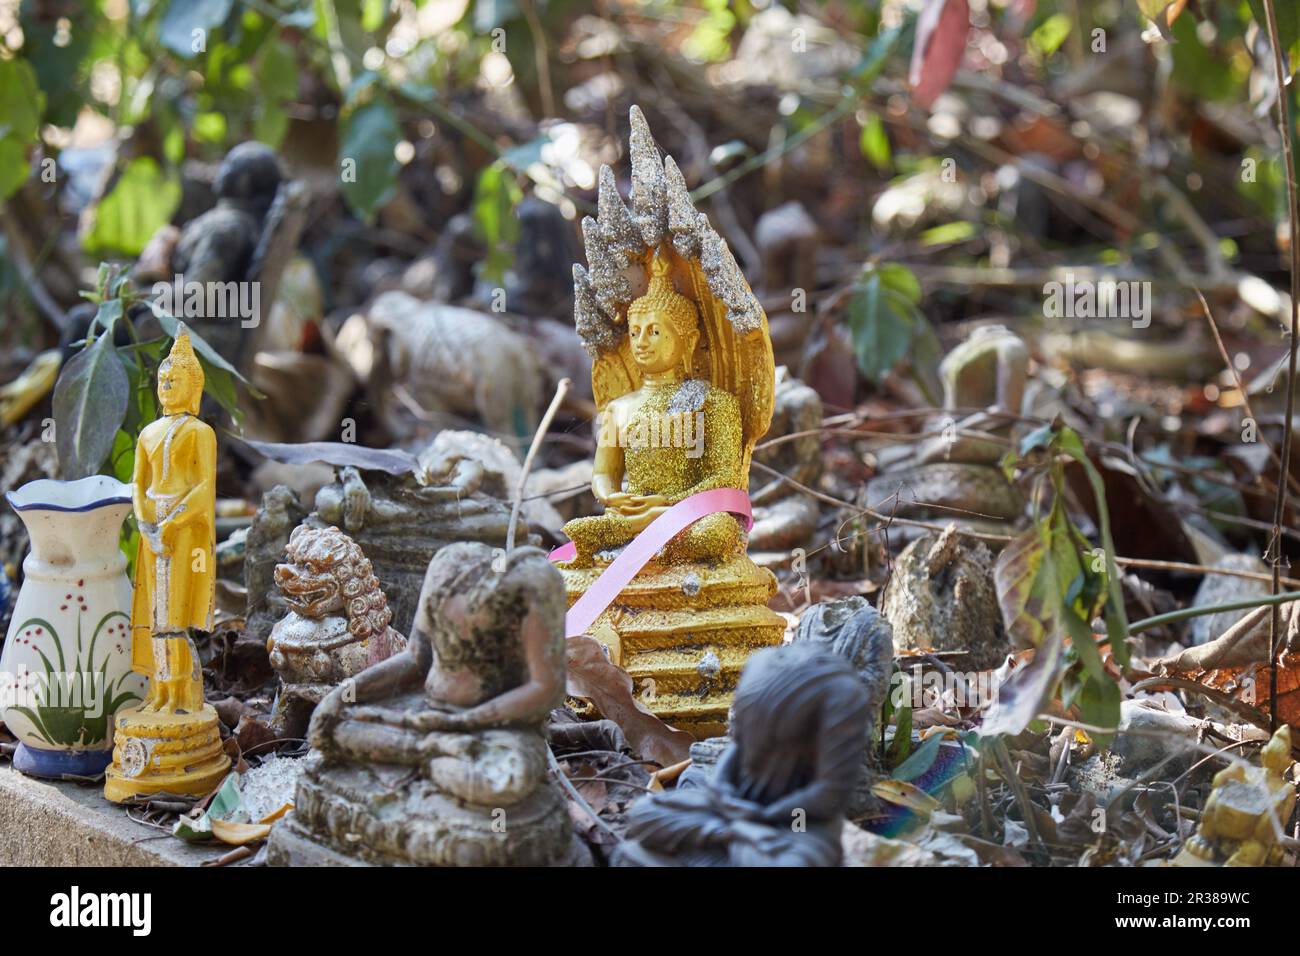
[866, 324, 1027, 543]
[747, 371, 823, 555]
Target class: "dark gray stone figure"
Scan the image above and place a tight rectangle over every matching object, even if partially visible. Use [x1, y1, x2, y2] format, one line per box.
[502, 196, 579, 317]
[676, 596, 894, 818]
[614, 640, 872, 867]
[163, 142, 307, 369]
[172, 143, 282, 285]
[791, 597, 894, 815]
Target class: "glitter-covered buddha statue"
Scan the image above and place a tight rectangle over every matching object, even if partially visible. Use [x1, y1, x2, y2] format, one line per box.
[556, 107, 785, 739]
[562, 252, 745, 565]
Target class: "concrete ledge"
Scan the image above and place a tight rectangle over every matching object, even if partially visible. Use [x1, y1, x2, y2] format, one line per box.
[0, 766, 228, 866]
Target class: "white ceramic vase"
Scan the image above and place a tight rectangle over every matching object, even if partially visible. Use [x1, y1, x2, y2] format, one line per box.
[1, 476, 148, 777]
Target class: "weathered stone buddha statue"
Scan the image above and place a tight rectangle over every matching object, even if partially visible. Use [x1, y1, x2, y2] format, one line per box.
[865, 324, 1027, 542]
[267, 542, 586, 866]
[104, 329, 231, 802]
[558, 106, 785, 739]
[613, 639, 872, 867]
[1172, 725, 1295, 867]
[266, 526, 407, 739]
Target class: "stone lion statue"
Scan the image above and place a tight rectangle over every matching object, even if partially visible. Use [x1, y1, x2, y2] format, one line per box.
[267, 525, 406, 738]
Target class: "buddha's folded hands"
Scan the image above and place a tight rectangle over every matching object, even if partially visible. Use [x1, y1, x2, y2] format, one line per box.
[605, 492, 670, 515]
[348, 703, 466, 732]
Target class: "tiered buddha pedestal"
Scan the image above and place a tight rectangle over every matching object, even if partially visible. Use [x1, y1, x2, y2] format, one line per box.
[103, 706, 229, 802]
[562, 555, 786, 739]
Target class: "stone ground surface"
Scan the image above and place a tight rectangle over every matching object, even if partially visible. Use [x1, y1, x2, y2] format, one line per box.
[0, 765, 229, 866]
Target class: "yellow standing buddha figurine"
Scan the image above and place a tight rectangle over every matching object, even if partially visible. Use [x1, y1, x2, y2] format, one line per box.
[558, 107, 786, 739]
[104, 328, 231, 802]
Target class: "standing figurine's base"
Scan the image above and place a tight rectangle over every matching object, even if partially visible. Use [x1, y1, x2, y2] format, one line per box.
[561, 554, 786, 739]
[103, 704, 230, 803]
[13, 742, 114, 779]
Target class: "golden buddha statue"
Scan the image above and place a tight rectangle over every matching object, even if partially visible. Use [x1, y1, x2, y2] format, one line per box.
[557, 106, 785, 738]
[1171, 725, 1295, 867]
[105, 328, 231, 802]
[562, 252, 745, 566]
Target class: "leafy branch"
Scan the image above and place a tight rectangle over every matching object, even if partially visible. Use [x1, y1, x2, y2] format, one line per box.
[982, 421, 1129, 745]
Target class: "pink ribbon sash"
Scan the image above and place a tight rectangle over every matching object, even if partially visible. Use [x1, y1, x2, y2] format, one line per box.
[548, 487, 753, 638]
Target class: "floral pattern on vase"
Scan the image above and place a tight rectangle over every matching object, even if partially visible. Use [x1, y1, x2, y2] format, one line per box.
[1, 476, 148, 777]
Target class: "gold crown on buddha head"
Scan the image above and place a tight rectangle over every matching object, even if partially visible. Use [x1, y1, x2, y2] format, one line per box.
[627, 249, 699, 338]
[159, 324, 205, 409]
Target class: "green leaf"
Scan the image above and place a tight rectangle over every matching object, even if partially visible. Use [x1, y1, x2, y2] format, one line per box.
[92, 298, 124, 335]
[16, 5, 86, 128]
[1019, 422, 1055, 455]
[338, 96, 402, 221]
[0, 58, 44, 201]
[846, 271, 915, 385]
[0, 138, 31, 204]
[149, 306, 251, 384]
[909, 312, 944, 404]
[853, 22, 903, 85]
[109, 429, 135, 485]
[892, 730, 947, 782]
[193, 111, 228, 143]
[1075, 670, 1121, 749]
[1055, 428, 1132, 671]
[0, 57, 43, 145]
[197, 357, 242, 422]
[51, 330, 131, 479]
[1169, 13, 1235, 100]
[859, 112, 891, 172]
[1030, 13, 1072, 57]
[1247, 0, 1300, 58]
[995, 521, 1058, 650]
[260, 37, 299, 100]
[887, 697, 913, 766]
[82, 158, 182, 258]
[253, 100, 289, 147]
[920, 221, 976, 246]
[472, 160, 524, 286]
[160, 0, 236, 58]
[361, 0, 387, 32]
[878, 263, 922, 304]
